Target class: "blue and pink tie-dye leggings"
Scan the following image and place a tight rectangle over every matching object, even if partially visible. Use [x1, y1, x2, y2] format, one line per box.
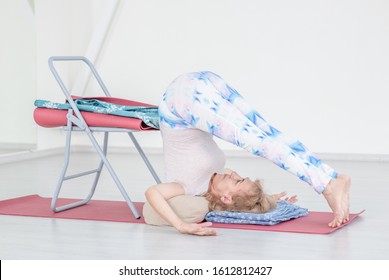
[158, 71, 337, 193]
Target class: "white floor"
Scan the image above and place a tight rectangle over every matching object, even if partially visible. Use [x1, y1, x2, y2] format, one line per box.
[0, 149, 388, 260]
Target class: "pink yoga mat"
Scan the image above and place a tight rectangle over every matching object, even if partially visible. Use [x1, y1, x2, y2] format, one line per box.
[0, 195, 364, 234]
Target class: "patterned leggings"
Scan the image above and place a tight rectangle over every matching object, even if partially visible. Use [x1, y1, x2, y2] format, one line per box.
[158, 71, 337, 193]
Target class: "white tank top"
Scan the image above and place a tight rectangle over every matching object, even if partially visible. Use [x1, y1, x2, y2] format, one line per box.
[160, 123, 226, 195]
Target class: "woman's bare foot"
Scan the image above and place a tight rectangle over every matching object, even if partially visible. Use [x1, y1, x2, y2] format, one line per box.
[322, 174, 351, 228]
[338, 174, 351, 223]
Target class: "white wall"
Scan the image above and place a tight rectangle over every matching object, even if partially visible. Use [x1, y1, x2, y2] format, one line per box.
[34, 0, 108, 149]
[9, 0, 389, 155]
[0, 0, 36, 148]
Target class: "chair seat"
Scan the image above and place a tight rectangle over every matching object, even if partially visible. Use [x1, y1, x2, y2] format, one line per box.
[33, 96, 158, 131]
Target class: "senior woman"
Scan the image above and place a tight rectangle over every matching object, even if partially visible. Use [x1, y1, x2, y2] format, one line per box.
[145, 71, 350, 236]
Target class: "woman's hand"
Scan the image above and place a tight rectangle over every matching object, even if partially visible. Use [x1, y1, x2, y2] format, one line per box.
[271, 191, 298, 204]
[177, 222, 217, 236]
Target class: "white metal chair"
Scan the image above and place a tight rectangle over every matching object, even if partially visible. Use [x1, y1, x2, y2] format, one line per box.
[34, 56, 161, 218]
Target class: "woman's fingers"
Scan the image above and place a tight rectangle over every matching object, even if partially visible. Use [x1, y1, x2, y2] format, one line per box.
[180, 222, 217, 236]
[285, 195, 298, 204]
[271, 191, 287, 200]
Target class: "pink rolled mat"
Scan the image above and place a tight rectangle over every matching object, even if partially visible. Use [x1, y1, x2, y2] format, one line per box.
[0, 195, 364, 234]
[33, 96, 157, 130]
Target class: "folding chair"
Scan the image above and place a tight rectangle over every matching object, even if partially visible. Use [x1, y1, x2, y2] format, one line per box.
[33, 56, 161, 219]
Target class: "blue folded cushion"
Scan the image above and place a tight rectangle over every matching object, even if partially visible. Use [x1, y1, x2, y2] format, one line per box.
[204, 200, 308, 225]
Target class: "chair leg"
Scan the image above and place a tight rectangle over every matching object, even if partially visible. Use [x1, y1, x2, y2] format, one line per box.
[128, 132, 161, 184]
[51, 111, 104, 212]
[88, 132, 108, 198]
[51, 123, 73, 212]
[51, 125, 105, 212]
[51, 127, 141, 218]
[85, 129, 141, 219]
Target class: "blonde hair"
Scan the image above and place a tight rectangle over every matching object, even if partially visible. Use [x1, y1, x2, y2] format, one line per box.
[205, 179, 276, 213]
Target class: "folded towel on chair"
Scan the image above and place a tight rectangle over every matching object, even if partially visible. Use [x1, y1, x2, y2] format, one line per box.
[204, 200, 309, 225]
[34, 98, 160, 129]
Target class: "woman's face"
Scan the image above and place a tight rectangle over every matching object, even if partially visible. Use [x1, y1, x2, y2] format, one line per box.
[209, 171, 253, 203]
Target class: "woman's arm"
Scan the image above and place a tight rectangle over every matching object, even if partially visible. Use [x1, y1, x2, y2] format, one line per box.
[145, 183, 217, 236]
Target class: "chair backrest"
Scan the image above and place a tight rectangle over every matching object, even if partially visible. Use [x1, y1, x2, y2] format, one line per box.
[34, 56, 158, 131]
[48, 56, 111, 128]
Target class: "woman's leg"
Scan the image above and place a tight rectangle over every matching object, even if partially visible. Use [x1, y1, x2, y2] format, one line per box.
[206, 71, 351, 226]
[161, 72, 334, 194]
[203, 71, 337, 179]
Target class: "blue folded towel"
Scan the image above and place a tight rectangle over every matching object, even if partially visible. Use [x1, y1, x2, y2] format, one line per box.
[204, 200, 308, 225]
